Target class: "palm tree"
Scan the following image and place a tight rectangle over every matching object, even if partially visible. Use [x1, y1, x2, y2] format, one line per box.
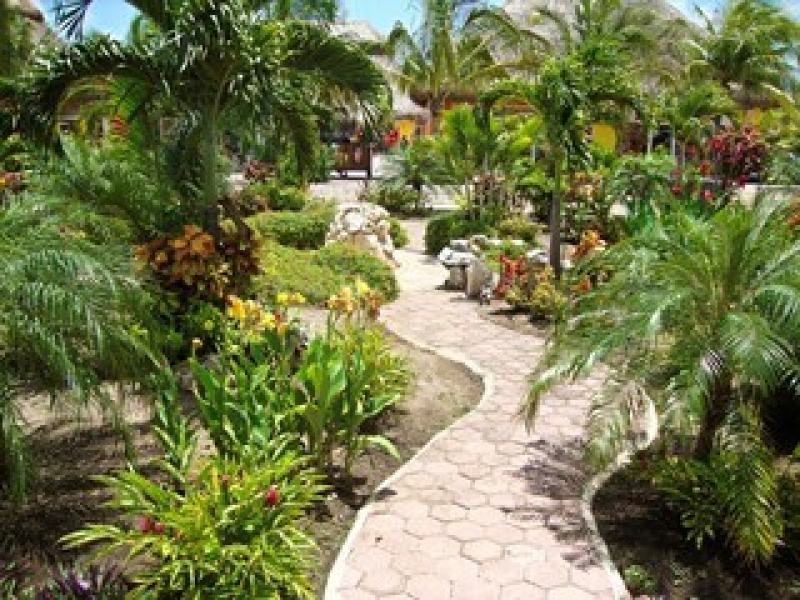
[522, 196, 800, 564]
[24, 0, 389, 232]
[0, 195, 157, 503]
[386, 0, 540, 131]
[477, 45, 640, 277]
[686, 0, 798, 108]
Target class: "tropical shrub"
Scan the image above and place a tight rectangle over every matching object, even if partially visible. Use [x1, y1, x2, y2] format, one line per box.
[134, 221, 259, 305]
[389, 216, 409, 248]
[425, 210, 498, 255]
[359, 184, 428, 216]
[62, 446, 324, 599]
[710, 126, 766, 187]
[493, 215, 541, 243]
[237, 181, 308, 214]
[524, 197, 800, 565]
[256, 241, 398, 305]
[249, 204, 335, 249]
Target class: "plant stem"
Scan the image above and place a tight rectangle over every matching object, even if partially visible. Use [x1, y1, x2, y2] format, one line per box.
[549, 149, 563, 279]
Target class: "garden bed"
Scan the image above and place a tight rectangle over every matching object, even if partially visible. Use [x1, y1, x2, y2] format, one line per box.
[0, 332, 483, 596]
[594, 459, 800, 599]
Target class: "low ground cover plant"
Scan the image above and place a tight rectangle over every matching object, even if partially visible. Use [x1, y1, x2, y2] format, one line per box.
[249, 204, 335, 249]
[256, 240, 398, 305]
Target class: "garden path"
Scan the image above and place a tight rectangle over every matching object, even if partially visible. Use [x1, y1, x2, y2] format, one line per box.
[325, 220, 617, 600]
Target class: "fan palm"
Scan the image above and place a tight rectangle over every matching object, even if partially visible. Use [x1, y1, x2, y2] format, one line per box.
[523, 196, 800, 563]
[0, 195, 157, 503]
[386, 0, 541, 130]
[686, 0, 798, 108]
[24, 0, 389, 232]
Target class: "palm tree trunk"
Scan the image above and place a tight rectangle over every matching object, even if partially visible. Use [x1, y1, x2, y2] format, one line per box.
[202, 111, 220, 237]
[549, 150, 563, 279]
[0, 1, 13, 77]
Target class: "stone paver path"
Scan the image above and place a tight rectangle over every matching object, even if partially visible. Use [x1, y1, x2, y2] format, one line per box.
[325, 223, 616, 600]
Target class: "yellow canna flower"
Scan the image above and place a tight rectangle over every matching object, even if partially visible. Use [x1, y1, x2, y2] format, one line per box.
[339, 286, 353, 300]
[355, 279, 370, 296]
[276, 292, 290, 306]
[261, 312, 277, 330]
[277, 321, 289, 336]
[226, 295, 246, 321]
[290, 292, 306, 305]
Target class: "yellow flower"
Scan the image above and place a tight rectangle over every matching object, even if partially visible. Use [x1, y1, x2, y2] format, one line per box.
[226, 295, 246, 321]
[340, 285, 353, 300]
[290, 292, 306, 305]
[276, 292, 290, 306]
[327, 294, 339, 309]
[355, 279, 370, 296]
[261, 312, 277, 330]
[277, 321, 289, 336]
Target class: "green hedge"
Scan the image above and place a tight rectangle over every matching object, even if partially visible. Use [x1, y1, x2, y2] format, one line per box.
[244, 181, 308, 211]
[249, 204, 335, 249]
[424, 211, 496, 255]
[494, 216, 541, 244]
[256, 240, 398, 305]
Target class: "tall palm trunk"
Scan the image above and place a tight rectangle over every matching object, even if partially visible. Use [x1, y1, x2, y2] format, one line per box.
[549, 148, 564, 278]
[0, 0, 13, 77]
[201, 110, 220, 237]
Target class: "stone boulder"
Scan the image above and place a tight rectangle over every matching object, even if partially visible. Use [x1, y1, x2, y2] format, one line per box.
[326, 202, 397, 265]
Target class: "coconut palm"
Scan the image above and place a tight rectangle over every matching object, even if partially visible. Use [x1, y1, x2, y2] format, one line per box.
[477, 43, 640, 276]
[523, 196, 800, 563]
[24, 0, 389, 232]
[686, 0, 798, 107]
[386, 0, 541, 130]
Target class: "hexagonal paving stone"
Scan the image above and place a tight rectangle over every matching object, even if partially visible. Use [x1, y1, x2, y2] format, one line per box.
[359, 567, 407, 595]
[406, 574, 451, 600]
[547, 586, 595, 600]
[405, 516, 444, 537]
[479, 557, 526, 585]
[348, 546, 391, 572]
[462, 539, 504, 562]
[392, 551, 436, 577]
[430, 503, 467, 522]
[469, 506, 507, 526]
[446, 520, 486, 542]
[391, 500, 431, 520]
[458, 462, 492, 480]
[484, 522, 524, 544]
[570, 567, 612, 593]
[525, 561, 570, 589]
[450, 574, 502, 600]
[501, 582, 547, 600]
[339, 588, 376, 600]
[434, 555, 479, 580]
[416, 534, 462, 559]
[452, 489, 489, 509]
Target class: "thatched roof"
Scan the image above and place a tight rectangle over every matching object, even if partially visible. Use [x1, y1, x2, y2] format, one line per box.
[503, 0, 688, 45]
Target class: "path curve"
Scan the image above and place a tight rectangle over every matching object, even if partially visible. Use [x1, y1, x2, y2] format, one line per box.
[325, 229, 619, 600]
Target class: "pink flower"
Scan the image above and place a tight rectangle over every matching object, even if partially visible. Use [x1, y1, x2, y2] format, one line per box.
[152, 521, 166, 535]
[137, 516, 154, 533]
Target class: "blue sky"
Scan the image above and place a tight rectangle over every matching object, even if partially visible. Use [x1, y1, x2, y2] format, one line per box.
[39, 0, 797, 40]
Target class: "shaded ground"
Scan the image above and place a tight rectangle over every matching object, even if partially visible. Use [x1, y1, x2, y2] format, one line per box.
[594, 459, 800, 599]
[0, 334, 482, 597]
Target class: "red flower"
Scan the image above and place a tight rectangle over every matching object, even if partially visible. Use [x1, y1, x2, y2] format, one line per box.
[699, 162, 711, 175]
[265, 485, 280, 508]
[703, 189, 714, 203]
[152, 521, 166, 535]
[671, 184, 682, 196]
[136, 516, 154, 533]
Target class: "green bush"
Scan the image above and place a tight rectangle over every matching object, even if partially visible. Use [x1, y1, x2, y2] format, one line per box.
[62, 446, 324, 599]
[424, 210, 496, 255]
[249, 204, 334, 249]
[256, 241, 398, 305]
[242, 181, 308, 212]
[360, 184, 428, 216]
[389, 217, 409, 248]
[494, 216, 541, 243]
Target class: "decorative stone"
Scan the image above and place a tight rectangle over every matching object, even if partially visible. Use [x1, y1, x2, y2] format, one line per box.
[326, 202, 397, 265]
[466, 257, 493, 299]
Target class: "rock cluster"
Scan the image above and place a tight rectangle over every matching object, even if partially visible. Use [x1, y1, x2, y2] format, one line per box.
[325, 202, 397, 265]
